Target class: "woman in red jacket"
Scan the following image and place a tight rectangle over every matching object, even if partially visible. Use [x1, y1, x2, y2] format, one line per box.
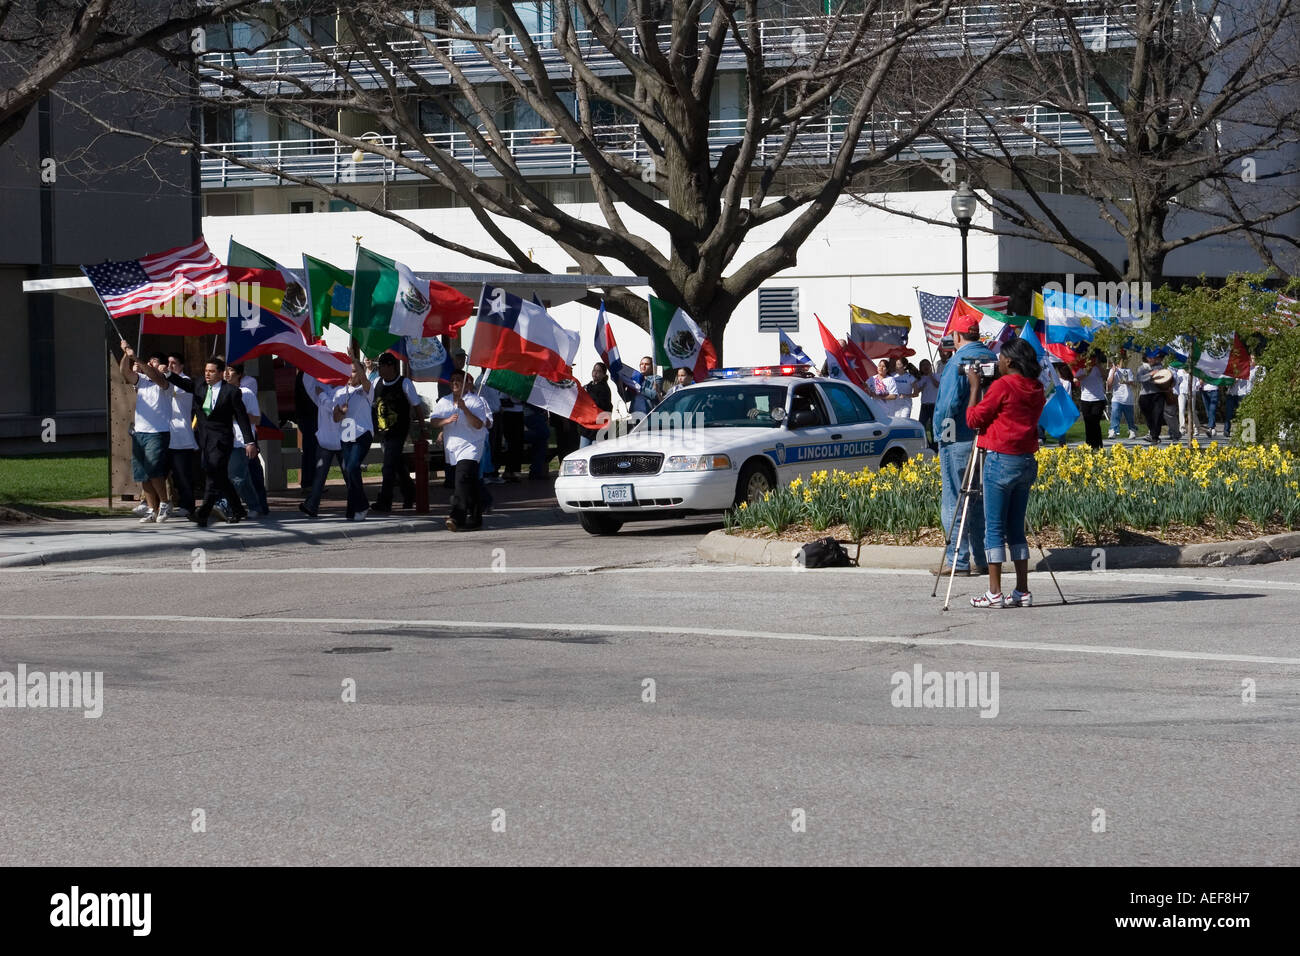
[964, 336, 1046, 608]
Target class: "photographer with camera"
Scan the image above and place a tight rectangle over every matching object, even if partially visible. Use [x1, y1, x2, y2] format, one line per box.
[933, 315, 995, 576]
[964, 337, 1046, 608]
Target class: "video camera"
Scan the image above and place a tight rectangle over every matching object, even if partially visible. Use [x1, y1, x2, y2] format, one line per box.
[959, 359, 998, 387]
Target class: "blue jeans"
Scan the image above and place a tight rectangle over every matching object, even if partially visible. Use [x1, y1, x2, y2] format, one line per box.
[304, 447, 342, 514]
[1203, 390, 1219, 430]
[1109, 399, 1135, 435]
[341, 432, 373, 518]
[983, 451, 1038, 564]
[227, 447, 263, 515]
[940, 441, 986, 571]
[1220, 392, 1240, 436]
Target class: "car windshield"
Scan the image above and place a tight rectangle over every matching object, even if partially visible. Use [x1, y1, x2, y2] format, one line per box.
[636, 384, 788, 429]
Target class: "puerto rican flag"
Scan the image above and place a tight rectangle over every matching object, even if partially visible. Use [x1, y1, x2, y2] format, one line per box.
[593, 301, 642, 391]
[472, 284, 580, 381]
[226, 267, 353, 385]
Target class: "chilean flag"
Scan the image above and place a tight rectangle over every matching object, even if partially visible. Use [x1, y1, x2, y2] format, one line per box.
[471, 284, 580, 381]
[594, 301, 643, 391]
[226, 267, 353, 385]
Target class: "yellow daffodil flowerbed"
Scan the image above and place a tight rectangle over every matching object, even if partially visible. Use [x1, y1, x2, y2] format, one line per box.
[723, 443, 1300, 546]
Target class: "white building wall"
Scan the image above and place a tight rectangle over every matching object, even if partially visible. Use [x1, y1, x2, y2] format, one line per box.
[204, 191, 1002, 381]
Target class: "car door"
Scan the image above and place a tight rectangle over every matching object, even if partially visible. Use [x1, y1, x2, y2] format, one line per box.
[821, 381, 888, 471]
[773, 382, 840, 482]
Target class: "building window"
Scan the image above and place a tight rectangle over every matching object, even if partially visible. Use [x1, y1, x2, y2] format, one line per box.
[290, 201, 314, 214]
[757, 287, 799, 332]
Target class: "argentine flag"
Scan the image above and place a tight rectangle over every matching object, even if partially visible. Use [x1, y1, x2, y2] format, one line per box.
[1020, 317, 1080, 439]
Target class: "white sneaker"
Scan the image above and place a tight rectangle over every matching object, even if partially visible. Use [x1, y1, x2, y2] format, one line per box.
[353, 510, 369, 522]
[157, 502, 171, 521]
[132, 502, 151, 516]
[138, 511, 157, 524]
[1006, 589, 1033, 608]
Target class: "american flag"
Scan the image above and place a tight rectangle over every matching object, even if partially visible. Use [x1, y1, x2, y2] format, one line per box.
[916, 291, 1009, 345]
[82, 238, 228, 319]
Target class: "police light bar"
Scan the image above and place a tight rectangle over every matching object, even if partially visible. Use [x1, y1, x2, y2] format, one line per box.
[707, 365, 813, 379]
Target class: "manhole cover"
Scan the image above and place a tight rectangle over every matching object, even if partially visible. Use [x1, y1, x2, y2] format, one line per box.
[324, 646, 393, 655]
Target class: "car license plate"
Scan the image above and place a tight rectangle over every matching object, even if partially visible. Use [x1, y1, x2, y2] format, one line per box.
[601, 483, 635, 504]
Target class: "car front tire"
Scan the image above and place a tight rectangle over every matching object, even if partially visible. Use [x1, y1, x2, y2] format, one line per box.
[735, 460, 775, 506]
[579, 512, 624, 535]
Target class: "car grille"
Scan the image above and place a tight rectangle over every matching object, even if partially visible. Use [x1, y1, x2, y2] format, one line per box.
[589, 453, 663, 476]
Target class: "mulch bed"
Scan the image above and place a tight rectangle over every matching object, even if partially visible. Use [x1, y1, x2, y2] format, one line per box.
[730, 518, 1297, 549]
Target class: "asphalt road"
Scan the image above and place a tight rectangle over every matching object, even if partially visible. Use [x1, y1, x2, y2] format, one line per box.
[1, 513, 1297, 866]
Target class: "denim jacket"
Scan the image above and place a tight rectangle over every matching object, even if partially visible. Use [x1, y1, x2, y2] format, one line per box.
[934, 340, 996, 445]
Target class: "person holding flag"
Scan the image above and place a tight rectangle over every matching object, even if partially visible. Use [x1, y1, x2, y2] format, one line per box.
[429, 368, 492, 532]
[621, 356, 663, 415]
[964, 336, 1046, 609]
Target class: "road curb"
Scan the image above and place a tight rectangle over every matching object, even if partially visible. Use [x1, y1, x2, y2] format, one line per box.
[697, 529, 1300, 570]
[0, 517, 437, 568]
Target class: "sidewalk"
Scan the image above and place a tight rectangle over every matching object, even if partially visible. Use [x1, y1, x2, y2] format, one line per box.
[0, 475, 562, 568]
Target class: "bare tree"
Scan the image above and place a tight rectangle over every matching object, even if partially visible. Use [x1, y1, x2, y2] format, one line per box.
[124, 0, 1036, 353]
[0, 0, 259, 146]
[855, 0, 1300, 285]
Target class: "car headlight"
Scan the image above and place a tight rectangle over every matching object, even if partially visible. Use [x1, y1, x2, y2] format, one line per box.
[559, 459, 588, 476]
[662, 454, 731, 472]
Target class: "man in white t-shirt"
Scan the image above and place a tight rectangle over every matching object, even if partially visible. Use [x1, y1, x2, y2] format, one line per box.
[333, 360, 374, 521]
[165, 352, 197, 517]
[119, 341, 173, 523]
[300, 373, 342, 518]
[428, 368, 492, 531]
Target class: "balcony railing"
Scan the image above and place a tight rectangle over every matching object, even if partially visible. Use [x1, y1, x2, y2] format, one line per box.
[199, 4, 1144, 93]
[200, 104, 1126, 190]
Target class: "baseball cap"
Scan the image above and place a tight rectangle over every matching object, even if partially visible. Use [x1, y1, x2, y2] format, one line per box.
[951, 313, 981, 335]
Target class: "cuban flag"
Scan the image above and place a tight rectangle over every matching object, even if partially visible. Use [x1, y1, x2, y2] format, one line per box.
[472, 284, 580, 382]
[594, 301, 643, 390]
[778, 330, 813, 366]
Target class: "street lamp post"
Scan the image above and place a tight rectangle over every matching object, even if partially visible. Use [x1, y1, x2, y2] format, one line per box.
[351, 131, 389, 211]
[951, 181, 977, 298]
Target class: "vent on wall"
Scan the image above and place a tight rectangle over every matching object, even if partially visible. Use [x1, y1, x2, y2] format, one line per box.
[758, 287, 799, 332]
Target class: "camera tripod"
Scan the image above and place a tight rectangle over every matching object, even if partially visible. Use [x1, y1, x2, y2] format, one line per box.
[931, 428, 1068, 612]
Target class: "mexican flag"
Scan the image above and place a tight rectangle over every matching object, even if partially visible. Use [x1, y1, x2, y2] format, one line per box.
[228, 239, 314, 342]
[947, 297, 1026, 350]
[1169, 335, 1252, 386]
[649, 296, 717, 378]
[303, 254, 353, 340]
[484, 368, 603, 430]
[351, 246, 473, 357]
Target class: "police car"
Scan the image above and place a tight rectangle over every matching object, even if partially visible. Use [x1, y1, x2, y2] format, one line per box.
[556, 366, 928, 535]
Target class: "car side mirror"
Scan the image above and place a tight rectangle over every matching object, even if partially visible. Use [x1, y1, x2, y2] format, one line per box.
[789, 409, 820, 429]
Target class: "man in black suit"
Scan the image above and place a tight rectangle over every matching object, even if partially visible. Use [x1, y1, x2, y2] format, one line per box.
[169, 357, 258, 527]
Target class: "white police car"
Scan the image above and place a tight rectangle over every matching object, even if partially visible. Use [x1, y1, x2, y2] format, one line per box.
[556, 366, 928, 535]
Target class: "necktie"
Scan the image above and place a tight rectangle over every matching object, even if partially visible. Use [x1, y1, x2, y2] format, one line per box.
[204, 385, 216, 414]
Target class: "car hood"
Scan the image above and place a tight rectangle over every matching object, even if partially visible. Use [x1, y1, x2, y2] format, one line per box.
[564, 426, 782, 460]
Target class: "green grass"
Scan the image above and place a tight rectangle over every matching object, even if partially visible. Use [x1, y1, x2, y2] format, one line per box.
[0, 452, 109, 504]
[286, 467, 345, 484]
